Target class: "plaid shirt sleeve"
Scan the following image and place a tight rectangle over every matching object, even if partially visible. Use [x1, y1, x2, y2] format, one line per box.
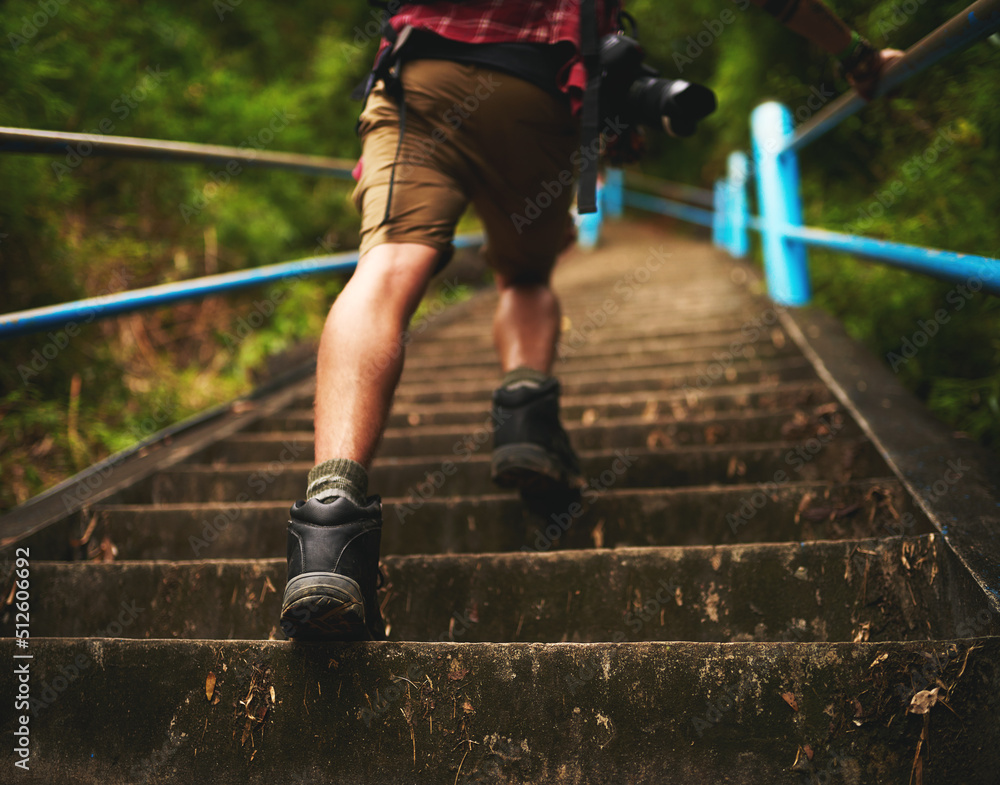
[376, 0, 622, 115]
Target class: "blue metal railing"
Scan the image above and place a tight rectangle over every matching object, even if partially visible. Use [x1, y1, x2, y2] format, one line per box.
[612, 0, 1000, 303]
[0, 128, 484, 339]
[0, 235, 484, 339]
[2, 0, 998, 336]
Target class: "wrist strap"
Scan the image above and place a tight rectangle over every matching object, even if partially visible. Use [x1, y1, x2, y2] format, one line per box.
[838, 32, 876, 78]
[836, 30, 864, 61]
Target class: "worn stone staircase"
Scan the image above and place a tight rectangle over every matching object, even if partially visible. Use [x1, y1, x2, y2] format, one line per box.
[3, 220, 999, 783]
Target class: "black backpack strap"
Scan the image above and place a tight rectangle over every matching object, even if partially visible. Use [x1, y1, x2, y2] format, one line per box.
[351, 22, 417, 229]
[351, 19, 404, 103]
[577, 0, 600, 214]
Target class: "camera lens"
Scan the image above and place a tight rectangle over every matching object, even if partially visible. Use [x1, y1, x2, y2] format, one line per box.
[628, 77, 717, 137]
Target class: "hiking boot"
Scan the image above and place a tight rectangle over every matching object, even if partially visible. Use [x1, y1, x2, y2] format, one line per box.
[279, 495, 387, 642]
[491, 376, 581, 496]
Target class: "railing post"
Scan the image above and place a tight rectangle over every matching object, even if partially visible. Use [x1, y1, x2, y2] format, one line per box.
[725, 151, 750, 258]
[577, 179, 603, 250]
[712, 180, 728, 249]
[751, 102, 810, 305]
[604, 167, 624, 219]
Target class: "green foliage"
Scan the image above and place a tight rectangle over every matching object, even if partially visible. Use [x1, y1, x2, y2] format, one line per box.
[630, 0, 1000, 448]
[0, 0, 383, 510]
[1, 0, 998, 509]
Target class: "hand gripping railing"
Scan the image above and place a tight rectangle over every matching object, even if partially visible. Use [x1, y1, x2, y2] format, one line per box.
[609, 0, 1000, 304]
[0, 130, 483, 339]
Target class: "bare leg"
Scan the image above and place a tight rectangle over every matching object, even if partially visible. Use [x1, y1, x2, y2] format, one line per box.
[314, 242, 440, 468]
[492, 272, 561, 374]
[489, 271, 580, 494]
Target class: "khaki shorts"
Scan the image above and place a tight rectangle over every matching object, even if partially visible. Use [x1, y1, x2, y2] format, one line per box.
[352, 58, 579, 282]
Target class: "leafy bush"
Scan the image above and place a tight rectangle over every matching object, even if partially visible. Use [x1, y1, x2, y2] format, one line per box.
[2, 0, 997, 511]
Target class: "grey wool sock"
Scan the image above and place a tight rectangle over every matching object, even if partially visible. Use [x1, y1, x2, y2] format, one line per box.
[306, 458, 368, 506]
[501, 366, 550, 390]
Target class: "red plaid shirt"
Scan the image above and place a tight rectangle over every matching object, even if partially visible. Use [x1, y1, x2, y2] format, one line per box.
[378, 0, 621, 115]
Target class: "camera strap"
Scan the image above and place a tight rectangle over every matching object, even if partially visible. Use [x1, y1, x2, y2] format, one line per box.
[578, 0, 600, 214]
[351, 21, 414, 229]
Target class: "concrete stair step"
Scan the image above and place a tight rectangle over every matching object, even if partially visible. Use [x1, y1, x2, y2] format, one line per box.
[436, 291, 752, 317]
[160, 439, 888, 505]
[4, 637, 998, 783]
[274, 380, 836, 430]
[398, 342, 796, 382]
[392, 359, 817, 404]
[425, 312, 774, 343]
[4, 535, 988, 644]
[404, 317, 784, 355]
[395, 355, 809, 393]
[89, 479, 929, 560]
[192, 407, 856, 462]
[397, 329, 792, 371]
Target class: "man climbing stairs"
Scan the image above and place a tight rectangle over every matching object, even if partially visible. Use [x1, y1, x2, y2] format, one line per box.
[2, 220, 998, 783]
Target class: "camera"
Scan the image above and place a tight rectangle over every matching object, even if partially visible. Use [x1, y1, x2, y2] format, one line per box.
[599, 28, 717, 138]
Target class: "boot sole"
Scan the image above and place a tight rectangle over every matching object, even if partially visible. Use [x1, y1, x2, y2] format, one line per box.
[491, 443, 580, 497]
[280, 572, 371, 642]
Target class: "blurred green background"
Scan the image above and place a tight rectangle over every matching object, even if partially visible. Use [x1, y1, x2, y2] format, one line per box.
[1, 0, 997, 511]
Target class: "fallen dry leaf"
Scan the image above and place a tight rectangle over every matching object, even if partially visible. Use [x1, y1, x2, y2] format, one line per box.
[205, 672, 216, 702]
[794, 492, 816, 526]
[646, 429, 672, 449]
[448, 660, 470, 681]
[869, 652, 890, 669]
[908, 687, 941, 715]
[781, 692, 799, 712]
